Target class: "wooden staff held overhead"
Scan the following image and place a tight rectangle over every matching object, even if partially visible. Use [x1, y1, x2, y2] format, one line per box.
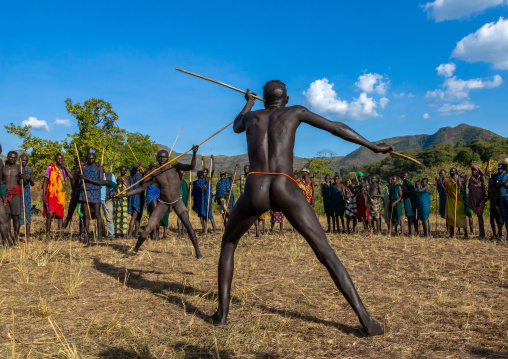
[74, 143, 96, 242]
[107, 120, 235, 202]
[19, 158, 27, 245]
[176, 68, 422, 166]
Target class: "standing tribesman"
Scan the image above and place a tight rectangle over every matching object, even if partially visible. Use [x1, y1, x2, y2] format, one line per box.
[401, 171, 417, 236]
[43, 153, 73, 240]
[127, 163, 144, 239]
[497, 158, 508, 240]
[435, 169, 447, 221]
[63, 163, 84, 230]
[369, 175, 382, 233]
[468, 165, 487, 239]
[388, 175, 404, 237]
[444, 168, 467, 238]
[208, 81, 392, 336]
[415, 178, 431, 238]
[3, 151, 23, 243]
[115, 147, 203, 258]
[101, 166, 116, 239]
[331, 175, 345, 233]
[192, 156, 216, 234]
[321, 174, 334, 233]
[19, 154, 35, 242]
[114, 166, 129, 238]
[79, 152, 106, 242]
[215, 169, 235, 227]
[0, 145, 17, 246]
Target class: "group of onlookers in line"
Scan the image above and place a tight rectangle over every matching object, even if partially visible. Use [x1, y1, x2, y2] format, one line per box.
[1, 142, 508, 245]
[319, 160, 508, 240]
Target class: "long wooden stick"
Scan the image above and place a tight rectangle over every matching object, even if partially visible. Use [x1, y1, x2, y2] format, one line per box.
[75, 143, 96, 242]
[107, 120, 235, 202]
[206, 150, 213, 222]
[19, 158, 27, 246]
[389, 151, 421, 165]
[176, 68, 265, 102]
[168, 128, 183, 158]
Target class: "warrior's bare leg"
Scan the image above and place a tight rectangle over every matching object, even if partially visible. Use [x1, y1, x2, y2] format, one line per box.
[174, 200, 203, 258]
[129, 204, 169, 255]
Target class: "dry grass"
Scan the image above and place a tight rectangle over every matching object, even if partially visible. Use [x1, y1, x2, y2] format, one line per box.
[0, 213, 507, 358]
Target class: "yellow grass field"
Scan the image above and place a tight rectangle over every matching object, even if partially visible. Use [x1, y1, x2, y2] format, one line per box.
[1, 212, 507, 358]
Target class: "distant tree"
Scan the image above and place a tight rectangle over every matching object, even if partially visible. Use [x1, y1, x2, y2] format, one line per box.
[4, 123, 65, 179]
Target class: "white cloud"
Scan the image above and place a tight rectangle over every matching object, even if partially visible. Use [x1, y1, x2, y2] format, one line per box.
[423, 113, 429, 119]
[452, 17, 508, 69]
[54, 118, 71, 127]
[379, 97, 389, 109]
[303, 78, 385, 120]
[426, 74, 502, 101]
[423, 0, 507, 22]
[22, 117, 49, 132]
[354, 73, 390, 95]
[407, 93, 415, 98]
[437, 63, 456, 77]
[438, 101, 478, 115]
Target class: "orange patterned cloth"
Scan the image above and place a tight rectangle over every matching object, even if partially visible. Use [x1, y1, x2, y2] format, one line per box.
[44, 163, 66, 219]
[296, 178, 312, 204]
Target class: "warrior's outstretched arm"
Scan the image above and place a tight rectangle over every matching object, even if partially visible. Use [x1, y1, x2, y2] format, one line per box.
[233, 89, 257, 133]
[296, 106, 393, 154]
[175, 145, 198, 171]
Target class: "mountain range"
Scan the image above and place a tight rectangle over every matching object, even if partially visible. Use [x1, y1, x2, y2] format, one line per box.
[159, 123, 503, 173]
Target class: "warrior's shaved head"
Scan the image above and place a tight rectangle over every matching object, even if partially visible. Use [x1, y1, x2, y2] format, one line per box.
[263, 80, 287, 104]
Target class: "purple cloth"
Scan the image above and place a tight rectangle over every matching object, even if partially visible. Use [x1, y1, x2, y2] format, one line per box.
[44, 165, 66, 180]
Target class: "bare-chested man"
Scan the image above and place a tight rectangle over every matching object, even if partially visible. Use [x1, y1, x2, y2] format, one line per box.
[3, 151, 22, 244]
[208, 80, 392, 336]
[19, 154, 35, 242]
[117, 146, 203, 258]
[0, 145, 12, 245]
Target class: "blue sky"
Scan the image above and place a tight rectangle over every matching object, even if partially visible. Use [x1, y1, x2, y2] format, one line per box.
[1, 0, 508, 159]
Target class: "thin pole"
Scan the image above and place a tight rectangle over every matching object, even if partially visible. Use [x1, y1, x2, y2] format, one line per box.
[189, 170, 193, 221]
[75, 143, 96, 242]
[107, 119, 235, 202]
[168, 128, 183, 158]
[101, 148, 104, 166]
[19, 158, 27, 246]
[176, 68, 265, 102]
[206, 150, 213, 222]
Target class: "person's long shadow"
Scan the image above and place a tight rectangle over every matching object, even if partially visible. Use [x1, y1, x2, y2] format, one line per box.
[92, 258, 219, 320]
[256, 304, 364, 337]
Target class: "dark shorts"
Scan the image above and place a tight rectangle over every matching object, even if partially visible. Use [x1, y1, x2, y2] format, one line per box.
[5, 194, 22, 216]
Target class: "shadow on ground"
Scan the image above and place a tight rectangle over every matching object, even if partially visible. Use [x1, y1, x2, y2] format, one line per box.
[93, 258, 364, 337]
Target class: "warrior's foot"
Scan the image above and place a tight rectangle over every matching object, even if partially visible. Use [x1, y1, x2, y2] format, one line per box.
[63, 218, 69, 229]
[195, 251, 204, 259]
[363, 319, 386, 337]
[124, 250, 138, 258]
[206, 312, 226, 325]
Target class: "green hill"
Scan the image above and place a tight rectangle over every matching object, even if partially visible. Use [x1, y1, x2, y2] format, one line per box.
[335, 123, 503, 167]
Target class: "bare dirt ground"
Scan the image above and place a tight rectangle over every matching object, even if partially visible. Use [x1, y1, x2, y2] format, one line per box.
[1, 213, 507, 358]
